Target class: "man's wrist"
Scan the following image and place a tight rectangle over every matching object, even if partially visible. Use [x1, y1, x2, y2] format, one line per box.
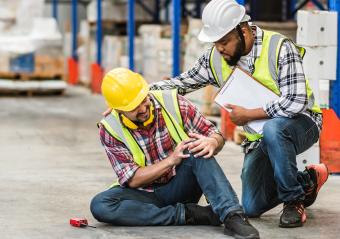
[166, 155, 175, 167]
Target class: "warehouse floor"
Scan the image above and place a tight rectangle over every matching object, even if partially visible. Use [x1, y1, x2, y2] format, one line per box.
[1, 86, 339, 239]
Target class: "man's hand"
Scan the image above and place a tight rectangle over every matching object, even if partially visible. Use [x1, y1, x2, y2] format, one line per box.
[225, 104, 250, 126]
[225, 104, 269, 126]
[186, 132, 219, 158]
[168, 140, 191, 166]
[102, 108, 112, 116]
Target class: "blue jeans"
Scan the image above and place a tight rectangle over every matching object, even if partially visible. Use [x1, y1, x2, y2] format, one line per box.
[241, 114, 320, 217]
[90, 155, 243, 226]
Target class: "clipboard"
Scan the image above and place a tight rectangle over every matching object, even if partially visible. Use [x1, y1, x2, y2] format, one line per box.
[214, 67, 280, 134]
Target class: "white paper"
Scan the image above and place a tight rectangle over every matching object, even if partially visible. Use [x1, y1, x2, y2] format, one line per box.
[214, 67, 279, 134]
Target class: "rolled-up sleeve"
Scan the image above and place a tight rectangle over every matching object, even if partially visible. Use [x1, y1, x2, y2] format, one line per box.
[149, 49, 218, 95]
[264, 40, 308, 118]
[99, 125, 139, 186]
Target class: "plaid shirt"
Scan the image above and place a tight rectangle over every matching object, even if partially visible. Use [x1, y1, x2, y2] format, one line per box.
[99, 94, 220, 192]
[150, 25, 322, 152]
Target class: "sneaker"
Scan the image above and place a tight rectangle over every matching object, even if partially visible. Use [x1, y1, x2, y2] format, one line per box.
[279, 200, 306, 228]
[303, 163, 329, 208]
[224, 212, 260, 239]
[184, 203, 221, 226]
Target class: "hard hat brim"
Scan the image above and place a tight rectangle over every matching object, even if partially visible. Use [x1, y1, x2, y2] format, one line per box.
[198, 26, 229, 43]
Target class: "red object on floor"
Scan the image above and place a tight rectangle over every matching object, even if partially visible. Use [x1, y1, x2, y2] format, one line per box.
[320, 109, 340, 173]
[91, 63, 104, 94]
[70, 218, 88, 228]
[220, 108, 236, 141]
[68, 58, 79, 85]
[70, 218, 96, 228]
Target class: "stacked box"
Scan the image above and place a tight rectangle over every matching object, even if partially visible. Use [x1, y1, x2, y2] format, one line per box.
[296, 143, 320, 171]
[296, 10, 338, 167]
[297, 10, 338, 109]
[10, 53, 35, 73]
[182, 18, 218, 116]
[139, 25, 171, 83]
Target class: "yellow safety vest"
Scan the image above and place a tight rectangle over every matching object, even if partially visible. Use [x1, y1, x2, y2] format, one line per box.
[100, 90, 189, 187]
[209, 29, 322, 142]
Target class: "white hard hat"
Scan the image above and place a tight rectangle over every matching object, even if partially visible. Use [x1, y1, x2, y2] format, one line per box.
[198, 0, 250, 43]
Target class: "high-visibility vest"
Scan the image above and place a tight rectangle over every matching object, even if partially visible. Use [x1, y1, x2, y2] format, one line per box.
[209, 29, 322, 142]
[100, 90, 189, 187]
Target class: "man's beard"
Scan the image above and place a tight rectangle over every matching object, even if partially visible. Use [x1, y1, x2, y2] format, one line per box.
[225, 39, 244, 66]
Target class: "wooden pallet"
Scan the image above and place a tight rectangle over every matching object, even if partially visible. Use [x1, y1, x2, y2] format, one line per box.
[0, 79, 67, 96]
[0, 55, 64, 81]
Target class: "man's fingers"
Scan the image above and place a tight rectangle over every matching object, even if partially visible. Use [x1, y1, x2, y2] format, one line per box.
[194, 148, 210, 158]
[180, 153, 191, 158]
[102, 108, 112, 116]
[224, 104, 234, 109]
[189, 144, 205, 154]
[203, 149, 214, 158]
[182, 139, 194, 145]
[188, 132, 203, 139]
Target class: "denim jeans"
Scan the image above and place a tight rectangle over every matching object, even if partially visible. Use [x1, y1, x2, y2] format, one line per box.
[241, 114, 320, 217]
[90, 154, 243, 226]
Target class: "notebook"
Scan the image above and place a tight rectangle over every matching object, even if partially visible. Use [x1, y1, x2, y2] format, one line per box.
[214, 67, 280, 134]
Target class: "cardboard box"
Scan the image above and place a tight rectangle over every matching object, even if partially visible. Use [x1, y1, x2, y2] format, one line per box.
[297, 10, 337, 46]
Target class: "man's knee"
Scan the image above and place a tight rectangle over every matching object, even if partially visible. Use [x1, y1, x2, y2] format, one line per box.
[263, 119, 290, 144]
[90, 192, 120, 223]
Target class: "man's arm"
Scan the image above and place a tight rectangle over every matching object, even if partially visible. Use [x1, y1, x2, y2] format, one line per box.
[100, 125, 191, 188]
[127, 140, 191, 188]
[178, 95, 225, 158]
[264, 40, 308, 118]
[225, 104, 269, 126]
[225, 40, 308, 126]
[149, 50, 219, 95]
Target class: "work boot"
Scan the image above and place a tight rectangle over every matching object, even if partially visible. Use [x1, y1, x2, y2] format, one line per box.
[303, 163, 329, 208]
[279, 200, 306, 228]
[184, 203, 221, 226]
[224, 212, 260, 239]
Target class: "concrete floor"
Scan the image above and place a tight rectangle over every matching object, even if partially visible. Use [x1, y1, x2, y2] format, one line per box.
[1, 86, 339, 239]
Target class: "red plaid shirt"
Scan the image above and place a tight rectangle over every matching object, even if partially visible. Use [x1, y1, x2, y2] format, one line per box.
[99, 93, 220, 192]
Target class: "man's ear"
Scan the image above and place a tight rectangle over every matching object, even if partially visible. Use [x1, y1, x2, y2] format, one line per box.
[241, 24, 248, 36]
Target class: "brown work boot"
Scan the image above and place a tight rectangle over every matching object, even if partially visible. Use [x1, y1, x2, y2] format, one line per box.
[184, 203, 221, 226]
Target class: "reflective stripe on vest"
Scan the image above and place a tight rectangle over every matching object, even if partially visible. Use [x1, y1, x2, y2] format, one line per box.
[100, 90, 189, 187]
[209, 30, 322, 141]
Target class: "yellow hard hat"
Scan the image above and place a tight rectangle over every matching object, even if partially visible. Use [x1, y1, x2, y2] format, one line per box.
[101, 68, 149, 111]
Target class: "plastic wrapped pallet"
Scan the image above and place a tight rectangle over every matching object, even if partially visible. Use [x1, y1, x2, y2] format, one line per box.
[142, 38, 172, 84]
[139, 25, 169, 83]
[103, 36, 124, 74]
[87, 0, 153, 22]
[182, 18, 218, 116]
[0, 51, 10, 72]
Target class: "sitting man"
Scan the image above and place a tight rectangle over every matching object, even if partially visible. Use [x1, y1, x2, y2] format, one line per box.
[90, 68, 260, 239]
